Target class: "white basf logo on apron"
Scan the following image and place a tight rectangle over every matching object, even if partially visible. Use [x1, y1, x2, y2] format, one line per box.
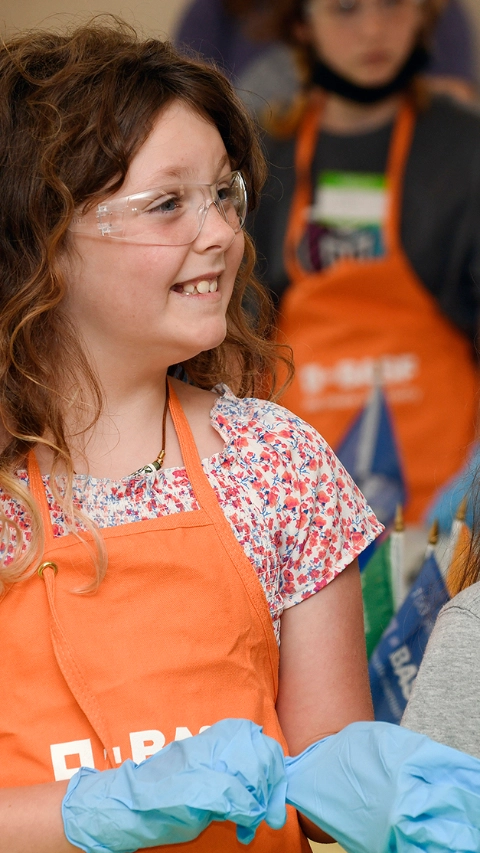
[299, 353, 421, 411]
[50, 725, 212, 780]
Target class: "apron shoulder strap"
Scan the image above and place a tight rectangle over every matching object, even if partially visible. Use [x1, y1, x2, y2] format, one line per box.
[27, 449, 55, 547]
[167, 379, 227, 519]
[384, 100, 416, 253]
[284, 92, 325, 278]
[294, 91, 325, 178]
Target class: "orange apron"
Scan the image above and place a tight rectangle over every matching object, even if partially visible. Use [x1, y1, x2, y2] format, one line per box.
[0, 381, 308, 852]
[278, 95, 479, 521]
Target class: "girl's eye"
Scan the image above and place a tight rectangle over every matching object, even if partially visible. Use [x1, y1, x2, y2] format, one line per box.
[331, 0, 358, 12]
[146, 196, 181, 215]
[218, 184, 235, 204]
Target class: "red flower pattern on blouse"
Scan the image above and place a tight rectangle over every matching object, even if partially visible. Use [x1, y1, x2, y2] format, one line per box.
[2, 388, 382, 643]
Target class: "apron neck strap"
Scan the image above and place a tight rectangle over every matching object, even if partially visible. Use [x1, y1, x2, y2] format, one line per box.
[383, 100, 416, 252]
[284, 93, 324, 278]
[167, 378, 225, 516]
[294, 90, 325, 180]
[27, 448, 56, 546]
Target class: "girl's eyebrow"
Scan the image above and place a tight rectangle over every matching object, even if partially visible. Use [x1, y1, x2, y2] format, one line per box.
[142, 153, 231, 187]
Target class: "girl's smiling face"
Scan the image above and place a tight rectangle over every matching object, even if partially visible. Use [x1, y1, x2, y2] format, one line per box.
[64, 100, 245, 372]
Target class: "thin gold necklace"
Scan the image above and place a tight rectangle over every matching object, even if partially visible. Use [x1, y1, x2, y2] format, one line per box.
[130, 379, 170, 477]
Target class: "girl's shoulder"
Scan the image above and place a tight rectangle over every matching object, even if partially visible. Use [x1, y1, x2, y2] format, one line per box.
[211, 387, 380, 522]
[416, 94, 480, 150]
[212, 386, 336, 461]
[213, 387, 382, 534]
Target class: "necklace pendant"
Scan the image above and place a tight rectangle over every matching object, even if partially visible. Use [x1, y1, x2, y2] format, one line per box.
[134, 449, 165, 477]
[128, 380, 168, 478]
[140, 462, 159, 475]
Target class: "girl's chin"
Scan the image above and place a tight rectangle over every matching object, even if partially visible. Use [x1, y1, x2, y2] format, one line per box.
[177, 330, 228, 360]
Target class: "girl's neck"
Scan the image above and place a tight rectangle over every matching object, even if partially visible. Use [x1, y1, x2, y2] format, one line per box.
[321, 92, 402, 135]
[34, 371, 172, 479]
[74, 376, 171, 478]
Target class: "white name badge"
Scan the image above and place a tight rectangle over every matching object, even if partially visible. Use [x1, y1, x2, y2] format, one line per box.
[310, 170, 387, 227]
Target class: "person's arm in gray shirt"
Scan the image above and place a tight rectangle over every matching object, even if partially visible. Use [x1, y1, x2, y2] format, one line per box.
[402, 582, 480, 759]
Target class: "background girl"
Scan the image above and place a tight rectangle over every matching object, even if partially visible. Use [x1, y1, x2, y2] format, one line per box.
[250, 0, 480, 524]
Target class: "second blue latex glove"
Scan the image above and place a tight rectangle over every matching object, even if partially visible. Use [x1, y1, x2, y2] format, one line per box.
[286, 721, 480, 853]
[63, 718, 287, 853]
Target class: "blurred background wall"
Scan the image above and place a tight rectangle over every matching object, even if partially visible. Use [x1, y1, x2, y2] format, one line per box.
[0, 0, 479, 82]
[0, 0, 190, 39]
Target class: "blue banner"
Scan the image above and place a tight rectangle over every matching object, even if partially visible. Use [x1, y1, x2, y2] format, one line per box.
[336, 385, 406, 528]
[369, 553, 449, 723]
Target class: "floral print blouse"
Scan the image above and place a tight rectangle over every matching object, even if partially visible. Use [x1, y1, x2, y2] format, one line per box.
[6, 388, 382, 643]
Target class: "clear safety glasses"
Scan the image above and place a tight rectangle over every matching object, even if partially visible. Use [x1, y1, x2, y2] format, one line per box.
[69, 170, 248, 246]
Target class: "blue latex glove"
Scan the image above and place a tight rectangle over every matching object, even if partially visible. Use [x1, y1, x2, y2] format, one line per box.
[62, 718, 287, 853]
[286, 721, 480, 853]
[425, 443, 479, 534]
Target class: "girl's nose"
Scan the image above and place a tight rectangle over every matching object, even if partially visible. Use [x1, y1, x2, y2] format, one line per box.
[358, 3, 388, 35]
[195, 199, 237, 250]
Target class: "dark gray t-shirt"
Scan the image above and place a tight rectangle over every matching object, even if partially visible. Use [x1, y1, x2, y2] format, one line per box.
[250, 95, 480, 343]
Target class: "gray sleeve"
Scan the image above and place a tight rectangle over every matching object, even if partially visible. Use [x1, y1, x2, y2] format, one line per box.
[401, 604, 480, 759]
[236, 45, 300, 120]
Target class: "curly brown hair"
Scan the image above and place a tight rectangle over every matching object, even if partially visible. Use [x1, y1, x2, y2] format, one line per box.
[0, 17, 292, 589]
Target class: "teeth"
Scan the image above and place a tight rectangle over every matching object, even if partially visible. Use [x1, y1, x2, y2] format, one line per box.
[180, 278, 218, 295]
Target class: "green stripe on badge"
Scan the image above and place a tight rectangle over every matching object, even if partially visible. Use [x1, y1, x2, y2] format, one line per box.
[321, 171, 386, 190]
[310, 170, 387, 227]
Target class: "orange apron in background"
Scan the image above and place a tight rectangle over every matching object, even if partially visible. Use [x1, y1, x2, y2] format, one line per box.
[278, 94, 479, 521]
[0, 381, 309, 853]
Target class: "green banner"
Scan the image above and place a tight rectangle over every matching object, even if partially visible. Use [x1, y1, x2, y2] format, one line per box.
[362, 537, 394, 659]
